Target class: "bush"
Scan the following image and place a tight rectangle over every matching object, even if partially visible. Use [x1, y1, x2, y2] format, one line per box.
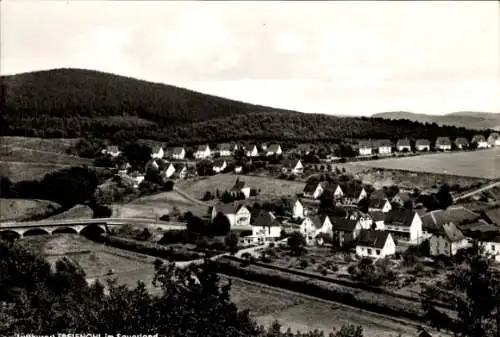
[159, 214, 170, 221]
[299, 259, 309, 269]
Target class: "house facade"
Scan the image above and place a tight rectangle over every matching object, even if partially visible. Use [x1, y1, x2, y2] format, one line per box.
[368, 211, 386, 230]
[282, 159, 304, 175]
[429, 223, 470, 257]
[454, 138, 469, 150]
[102, 145, 121, 157]
[162, 163, 176, 179]
[341, 185, 367, 205]
[217, 143, 234, 157]
[211, 204, 251, 228]
[384, 209, 423, 243]
[251, 211, 282, 240]
[292, 199, 305, 219]
[230, 180, 251, 199]
[358, 141, 372, 156]
[376, 140, 392, 155]
[472, 135, 488, 149]
[151, 146, 164, 159]
[172, 147, 186, 160]
[174, 164, 188, 179]
[212, 159, 227, 173]
[245, 145, 259, 157]
[415, 139, 430, 152]
[331, 216, 363, 247]
[355, 230, 396, 259]
[303, 181, 328, 199]
[368, 198, 392, 213]
[396, 139, 412, 152]
[266, 144, 283, 156]
[194, 145, 211, 159]
[435, 137, 452, 151]
[487, 133, 500, 147]
[481, 237, 500, 262]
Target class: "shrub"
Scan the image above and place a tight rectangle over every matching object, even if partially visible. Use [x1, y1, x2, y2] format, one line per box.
[299, 259, 309, 269]
[159, 214, 170, 221]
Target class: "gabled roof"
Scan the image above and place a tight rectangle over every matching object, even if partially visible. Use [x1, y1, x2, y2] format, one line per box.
[231, 180, 246, 191]
[385, 209, 417, 227]
[309, 214, 330, 229]
[472, 134, 486, 142]
[358, 140, 373, 149]
[218, 143, 233, 151]
[393, 192, 412, 203]
[370, 189, 388, 199]
[357, 229, 390, 249]
[282, 158, 301, 168]
[213, 203, 247, 215]
[253, 211, 280, 227]
[303, 181, 327, 194]
[454, 137, 469, 146]
[369, 198, 389, 209]
[196, 144, 210, 152]
[421, 206, 480, 232]
[213, 158, 227, 167]
[267, 144, 281, 152]
[332, 217, 359, 232]
[488, 133, 500, 141]
[152, 145, 163, 153]
[415, 139, 430, 146]
[396, 138, 411, 147]
[172, 147, 185, 155]
[340, 182, 365, 198]
[435, 137, 451, 146]
[436, 222, 465, 242]
[106, 145, 119, 152]
[369, 210, 386, 222]
[375, 139, 392, 147]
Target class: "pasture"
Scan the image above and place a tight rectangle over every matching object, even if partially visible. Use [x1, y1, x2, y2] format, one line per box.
[177, 174, 306, 200]
[0, 198, 61, 221]
[345, 148, 500, 180]
[0, 145, 93, 166]
[112, 190, 210, 219]
[0, 161, 81, 182]
[46, 204, 94, 220]
[0, 136, 80, 154]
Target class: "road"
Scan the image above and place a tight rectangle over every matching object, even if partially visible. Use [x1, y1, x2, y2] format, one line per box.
[453, 180, 500, 201]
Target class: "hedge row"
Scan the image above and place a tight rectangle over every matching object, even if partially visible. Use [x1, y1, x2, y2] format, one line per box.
[216, 256, 424, 322]
[100, 234, 205, 261]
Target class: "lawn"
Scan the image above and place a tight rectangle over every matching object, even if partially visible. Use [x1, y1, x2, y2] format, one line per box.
[0, 198, 62, 221]
[0, 161, 79, 182]
[177, 174, 306, 200]
[112, 190, 210, 218]
[0, 144, 93, 166]
[344, 148, 500, 180]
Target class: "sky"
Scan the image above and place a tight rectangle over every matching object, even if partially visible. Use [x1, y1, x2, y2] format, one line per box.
[1, 1, 499, 116]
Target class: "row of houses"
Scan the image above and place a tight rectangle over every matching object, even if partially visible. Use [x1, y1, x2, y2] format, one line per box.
[356, 133, 500, 156]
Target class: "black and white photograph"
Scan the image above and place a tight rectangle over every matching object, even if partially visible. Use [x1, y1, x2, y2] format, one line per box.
[1, 1, 499, 336]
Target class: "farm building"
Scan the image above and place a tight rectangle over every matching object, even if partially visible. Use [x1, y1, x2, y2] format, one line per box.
[375, 139, 392, 155]
[194, 145, 212, 159]
[435, 137, 451, 151]
[151, 145, 164, 159]
[357, 140, 373, 156]
[384, 209, 423, 243]
[172, 147, 186, 160]
[487, 133, 500, 147]
[471, 135, 488, 149]
[415, 139, 430, 151]
[429, 222, 470, 257]
[396, 138, 412, 152]
[266, 144, 283, 156]
[454, 137, 469, 149]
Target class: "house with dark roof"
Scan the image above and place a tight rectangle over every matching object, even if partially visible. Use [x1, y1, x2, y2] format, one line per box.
[266, 144, 283, 156]
[429, 222, 470, 257]
[454, 137, 469, 150]
[230, 179, 251, 199]
[283, 197, 305, 219]
[172, 147, 186, 160]
[391, 192, 412, 207]
[173, 163, 188, 179]
[487, 132, 500, 147]
[435, 137, 451, 151]
[245, 145, 259, 157]
[385, 209, 423, 242]
[217, 143, 236, 157]
[161, 162, 176, 179]
[396, 138, 411, 152]
[472, 134, 488, 148]
[212, 158, 228, 173]
[250, 211, 282, 242]
[415, 139, 430, 152]
[368, 210, 386, 230]
[303, 181, 329, 199]
[355, 230, 396, 258]
[194, 145, 211, 159]
[102, 145, 121, 157]
[150, 145, 164, 159]
[375, 139, 392, 155]
[281, 159, 304, 175]
[421, 206, 480, 234]
[331, 216, 364, 247]
[300, 214, 332, 245]
[339, 183, 367, 205]
[211, 203, 251, 228]
[368, 197, 392, 213]
[358, 140, 373, 156]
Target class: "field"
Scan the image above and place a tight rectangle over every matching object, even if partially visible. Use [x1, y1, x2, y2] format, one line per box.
[0, 145, 93, 166]
[0, 136, 81, 153]
[344, 148, 500, 180]
[177, 174, 306, 200]
[112, 190, 210, 219]
[46, 204, 94, 220]
[19, 234, 432, 336]
[0, 198, 61, 221]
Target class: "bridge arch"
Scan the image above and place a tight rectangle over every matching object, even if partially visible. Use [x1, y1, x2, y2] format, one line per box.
[0, 230, 22, 241]
[80, 224, 106, 239]
[23, 228, 51, 237]
[52, 227, 79, 235]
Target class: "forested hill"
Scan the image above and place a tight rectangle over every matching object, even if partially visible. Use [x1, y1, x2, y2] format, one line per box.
[0, 68, 488, 145]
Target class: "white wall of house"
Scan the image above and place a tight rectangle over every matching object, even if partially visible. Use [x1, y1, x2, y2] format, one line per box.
[241, 187, 251, 199]
[246, 146, 259, 157]
[368, 200, 392, 213]
[177, 167, 187, 179]
[317, 216, 333, 235]
[219, 150, 232, 157]
[252, 225, 281, 238]
[397, 146, 411, 152]
[151, 148, 164, 159]
[437, 145, 451, 151]
[195, 147, 211, 159]
[213, 161, 227, 173]
[378, 146, 392, 154]
[373, 220, 385, 230]
[481, 241, 500, 262]
[356, 234, 396, 259]
[430, 235, 470, 256]
[307, 184, 324, 199]
[173, 149, 186, 160]
[292, 201, 305, 219]
[359, 148, 372, 156]
[477, 141, 489, 149]
[300, 218, 318, 245]
[292, 160, 304, 175]
[163, 164, 176, 178]
[416, 145, 430, 151]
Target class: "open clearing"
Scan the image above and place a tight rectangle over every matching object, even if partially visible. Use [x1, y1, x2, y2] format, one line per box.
[0, 136, 80, 154]
[0, 145, 93, 166]
[46, 204, 93, 220]
[345, 148, 500, 179]
[0, 198, 61, 221]
[21, 234, 428, 336]
[177, 174, 305, 200]
[112, 190, 210, 218]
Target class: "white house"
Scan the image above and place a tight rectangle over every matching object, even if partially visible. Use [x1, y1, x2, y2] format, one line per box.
[331, 216, 364, 247]
[355, 230, 396, 259]
[211, 204, 251, 228]
[172, 147, 186, 160]
[102, 145, 121, 157]
[303, 181, 328, 199]
[245, 145, 259, 157]
[174, 163, 188, 179]
[150, 145, 164, 159]
[368, 198, 392, 213]
[472, 135, 488, 149]
[368, 211, 386, 230]
[396, 138, 412, 152]
[376, 140, 392, 155]
[129, 172, 145, 189]
[291, 199, 305, 219]
[340, 184, 367, 205]
[266, 144, 283, 156]
[487, 133, 500, 147]
[435, 137, 452, 151]
[300, 215, 332, 245]
[384, 209, 423, 243]
[454, 137, 469, 150]
[230, 179, 251, 199]
[282, 159, 304, 175]
[212, 159, 227, 173]
[429, 223, 470, 257]
[250, 211, 282, 242]
[217, 143, 234, 157]
[161, 163, 176, 179]
[194, 145, 211, 159]
[480, 236, 500, 263]
[234, 166, 243, 173]
[391, 192, 412, 208]
[415, 139, 430, 152]
[358, 140, 372, 156]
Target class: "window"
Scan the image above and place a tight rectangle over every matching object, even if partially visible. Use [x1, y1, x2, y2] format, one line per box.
[492, 245, 496, 251]
[368, 248, 373, 255]
[376, 250, 380, 255]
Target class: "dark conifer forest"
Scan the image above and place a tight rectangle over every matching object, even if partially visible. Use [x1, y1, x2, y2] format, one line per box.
[1, 68, 486, 145]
